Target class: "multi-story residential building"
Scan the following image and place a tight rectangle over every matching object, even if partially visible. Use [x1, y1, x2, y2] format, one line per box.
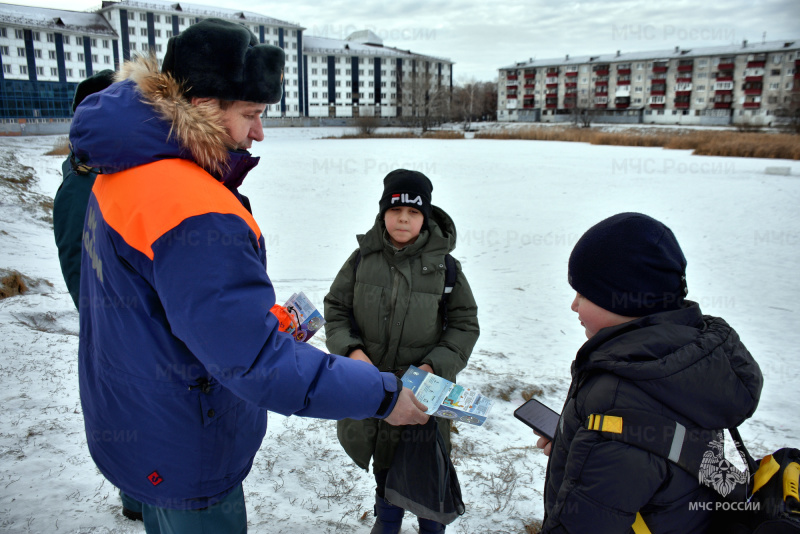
[0, 1, 452, 124]
[303, 30, 452, 119]
[498, 40, 800, 126]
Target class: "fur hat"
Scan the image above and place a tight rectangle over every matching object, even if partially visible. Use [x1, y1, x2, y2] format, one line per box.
[161, 18, 284, 104]
[568, 213, 688, 316]
[72, 69, 115, 112]
[379, 169, 434, 224]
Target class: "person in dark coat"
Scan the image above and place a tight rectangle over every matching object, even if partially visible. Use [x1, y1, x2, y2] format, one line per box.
[536, 212, 762, 534]
[53, 69, 115, 310]
[324, 170, 480, 533]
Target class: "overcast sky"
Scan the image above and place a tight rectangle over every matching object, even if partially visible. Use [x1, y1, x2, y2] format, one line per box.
[6, 0, 800, 81]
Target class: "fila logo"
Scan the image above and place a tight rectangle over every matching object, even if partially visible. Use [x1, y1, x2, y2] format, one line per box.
[391, 194, 423, 206]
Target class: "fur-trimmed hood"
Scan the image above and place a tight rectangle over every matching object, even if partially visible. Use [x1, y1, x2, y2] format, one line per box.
[70, 56, 254, 180]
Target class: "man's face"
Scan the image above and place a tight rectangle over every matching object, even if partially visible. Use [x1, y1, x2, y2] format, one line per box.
[219, 100, 267, 150]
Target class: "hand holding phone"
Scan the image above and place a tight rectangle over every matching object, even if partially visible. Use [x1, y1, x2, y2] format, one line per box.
[514, 398, 561, 441]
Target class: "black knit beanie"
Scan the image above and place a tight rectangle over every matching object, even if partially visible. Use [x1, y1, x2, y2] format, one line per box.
[72, 69, 115, 112]
[568, 213, 688, 316]
[161, 18, 284, 104]
[378, 169, 433, 224]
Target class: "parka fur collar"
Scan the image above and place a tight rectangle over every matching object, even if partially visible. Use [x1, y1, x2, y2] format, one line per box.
[71, 55, 240, 178]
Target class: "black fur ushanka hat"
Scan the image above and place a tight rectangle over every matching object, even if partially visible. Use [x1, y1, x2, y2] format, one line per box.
[162, 18, 285, 104]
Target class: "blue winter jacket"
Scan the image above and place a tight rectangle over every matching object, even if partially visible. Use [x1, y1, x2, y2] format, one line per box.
[71, 57, 400, 510]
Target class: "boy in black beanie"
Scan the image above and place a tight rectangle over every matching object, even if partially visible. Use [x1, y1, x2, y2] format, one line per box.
[536, 213, 762, 534]
[324, 170, 480, 533]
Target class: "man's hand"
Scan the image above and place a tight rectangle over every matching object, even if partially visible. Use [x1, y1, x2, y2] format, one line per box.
[348, 349, 373, 365]
[534, 430, 552, 456]
[385, 387, 429, 426]
[417, 363, 434, 374]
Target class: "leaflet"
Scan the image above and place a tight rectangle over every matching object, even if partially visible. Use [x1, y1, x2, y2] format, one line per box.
[401, 365, 493, 426]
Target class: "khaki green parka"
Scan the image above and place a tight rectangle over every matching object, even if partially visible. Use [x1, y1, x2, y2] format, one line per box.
[324, 205, 479, 472]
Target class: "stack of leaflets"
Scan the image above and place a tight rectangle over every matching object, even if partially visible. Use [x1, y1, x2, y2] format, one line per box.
[401, 365, 494, 426]
[281, 292, 326, 342]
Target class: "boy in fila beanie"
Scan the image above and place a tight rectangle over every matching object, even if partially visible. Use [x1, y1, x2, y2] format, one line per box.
[378, 169, 433, 226]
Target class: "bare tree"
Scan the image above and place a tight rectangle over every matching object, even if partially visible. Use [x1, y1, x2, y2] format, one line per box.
[452, 80, 498, 130]
[398, 68, 450, 133]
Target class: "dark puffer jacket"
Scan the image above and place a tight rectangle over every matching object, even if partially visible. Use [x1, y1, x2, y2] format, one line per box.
[542, 302, 762, 534]
[324, 207, 480, 471]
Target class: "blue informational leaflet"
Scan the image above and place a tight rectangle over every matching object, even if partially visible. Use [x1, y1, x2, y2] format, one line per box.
[283, 291, 326, 342]
[401, 365, 494, 426]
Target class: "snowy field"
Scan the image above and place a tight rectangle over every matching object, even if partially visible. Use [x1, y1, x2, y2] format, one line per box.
[1, 128, 798, 533]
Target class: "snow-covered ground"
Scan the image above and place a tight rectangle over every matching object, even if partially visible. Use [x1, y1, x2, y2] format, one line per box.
[1, 129, 798, 533]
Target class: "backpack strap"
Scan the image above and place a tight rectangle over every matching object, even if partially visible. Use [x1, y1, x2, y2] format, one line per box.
[438, 254, 457, 332]
[585, 409, 750, 501]
[348, 250, 363, 337]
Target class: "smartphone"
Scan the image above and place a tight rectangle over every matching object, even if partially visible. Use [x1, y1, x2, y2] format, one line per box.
[514, 398, 561, 441]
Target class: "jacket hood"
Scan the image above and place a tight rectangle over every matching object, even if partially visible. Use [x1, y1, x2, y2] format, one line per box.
[572, 301, 762, 429]
[358, 205, 457, 257]
[70, 56, 255, 182]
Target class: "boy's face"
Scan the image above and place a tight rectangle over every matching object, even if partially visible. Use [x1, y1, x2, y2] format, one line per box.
[384, 206, 424, 249]
[571, 293, 636, 339]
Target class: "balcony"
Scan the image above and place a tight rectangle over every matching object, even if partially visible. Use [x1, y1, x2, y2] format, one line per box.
[717, 62, 735, 71]
[507, 84, 518, 90]
[675, 91, 691, 96]
[546, 102, 557, 109]
[617, 79, 631, 86]
[615, 102, 630, 109]
[523, 101, 536, 109]
[743, 101, 761, 108]
[523, 83, 535, 88]
[745, 75, 763, 82]
[652, 65, 668, 73]
[747, 61, 765, 69]
[617, 68, 631, 75]
[565, 81, 577, 88]
[713, 102, 732, 109]
[523, 94, 535, 100]
[651, 78, 667, 85]
[744, 88, 762, 95]
[595, 103, 608, 109]
[546, 83, 559, 89]
[716, 75, 734, 82]
[595, 80, 609, 86]
[506, 74, 518, 80]
[678, 64, 693, 72]
[507, 94, 518, 99]
[524, 72, 536, 79]
[677, 77, 693, 83]
[565, 71, 578, 77]
[650, 89, 666, 96]
[674, 102, 690, 108]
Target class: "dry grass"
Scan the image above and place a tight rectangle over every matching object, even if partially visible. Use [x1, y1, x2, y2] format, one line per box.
[45, 136, 70, 156]
[331, 130, 465, 140]
[0, 271, 28, 299]
[475, 126, 800, 160]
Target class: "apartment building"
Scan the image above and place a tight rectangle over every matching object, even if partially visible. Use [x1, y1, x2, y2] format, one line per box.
[498, 40, 800, 126]
[0, 1, 452, 123]
[303, 29, 452, 118]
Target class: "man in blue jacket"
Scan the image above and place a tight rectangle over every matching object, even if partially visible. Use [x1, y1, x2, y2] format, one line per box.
[70, 19, 428, 533]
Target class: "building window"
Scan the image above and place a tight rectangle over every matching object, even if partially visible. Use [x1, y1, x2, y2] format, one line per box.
[47, 33, 55, 43]
[78, 53, 84, 61]
[76, 37, 82, 45]
[92, 54, 98, 63]
[48, 50, 56, 59]
[140, 13, 146, 21]
[66, 68, 73, 77]
[34, 49, 42, 58]
[64, 36, 70, 44]
[155, 30, 161, 38]
[0, 28, 6, 38]
[104, 55, 111, 64]
[130, 42, 136, 50]
[166, 30, 173, 38]
[140, 28, 147, 36]
[15, 29, 24, 39]
[49, 67, 58, 76]
[103, 39, 110, 48]
[17, 47, 25, 57]
[2, 64, 11, 74]
[64, 51, 71, 61]
[32, 31, 41, 41]
[154, 15, 161, 23]
[129, 28, 136, 36]
[19, 65, 28, 75]
[0, 46, 7, 56]
[36, 67, 44, 76]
